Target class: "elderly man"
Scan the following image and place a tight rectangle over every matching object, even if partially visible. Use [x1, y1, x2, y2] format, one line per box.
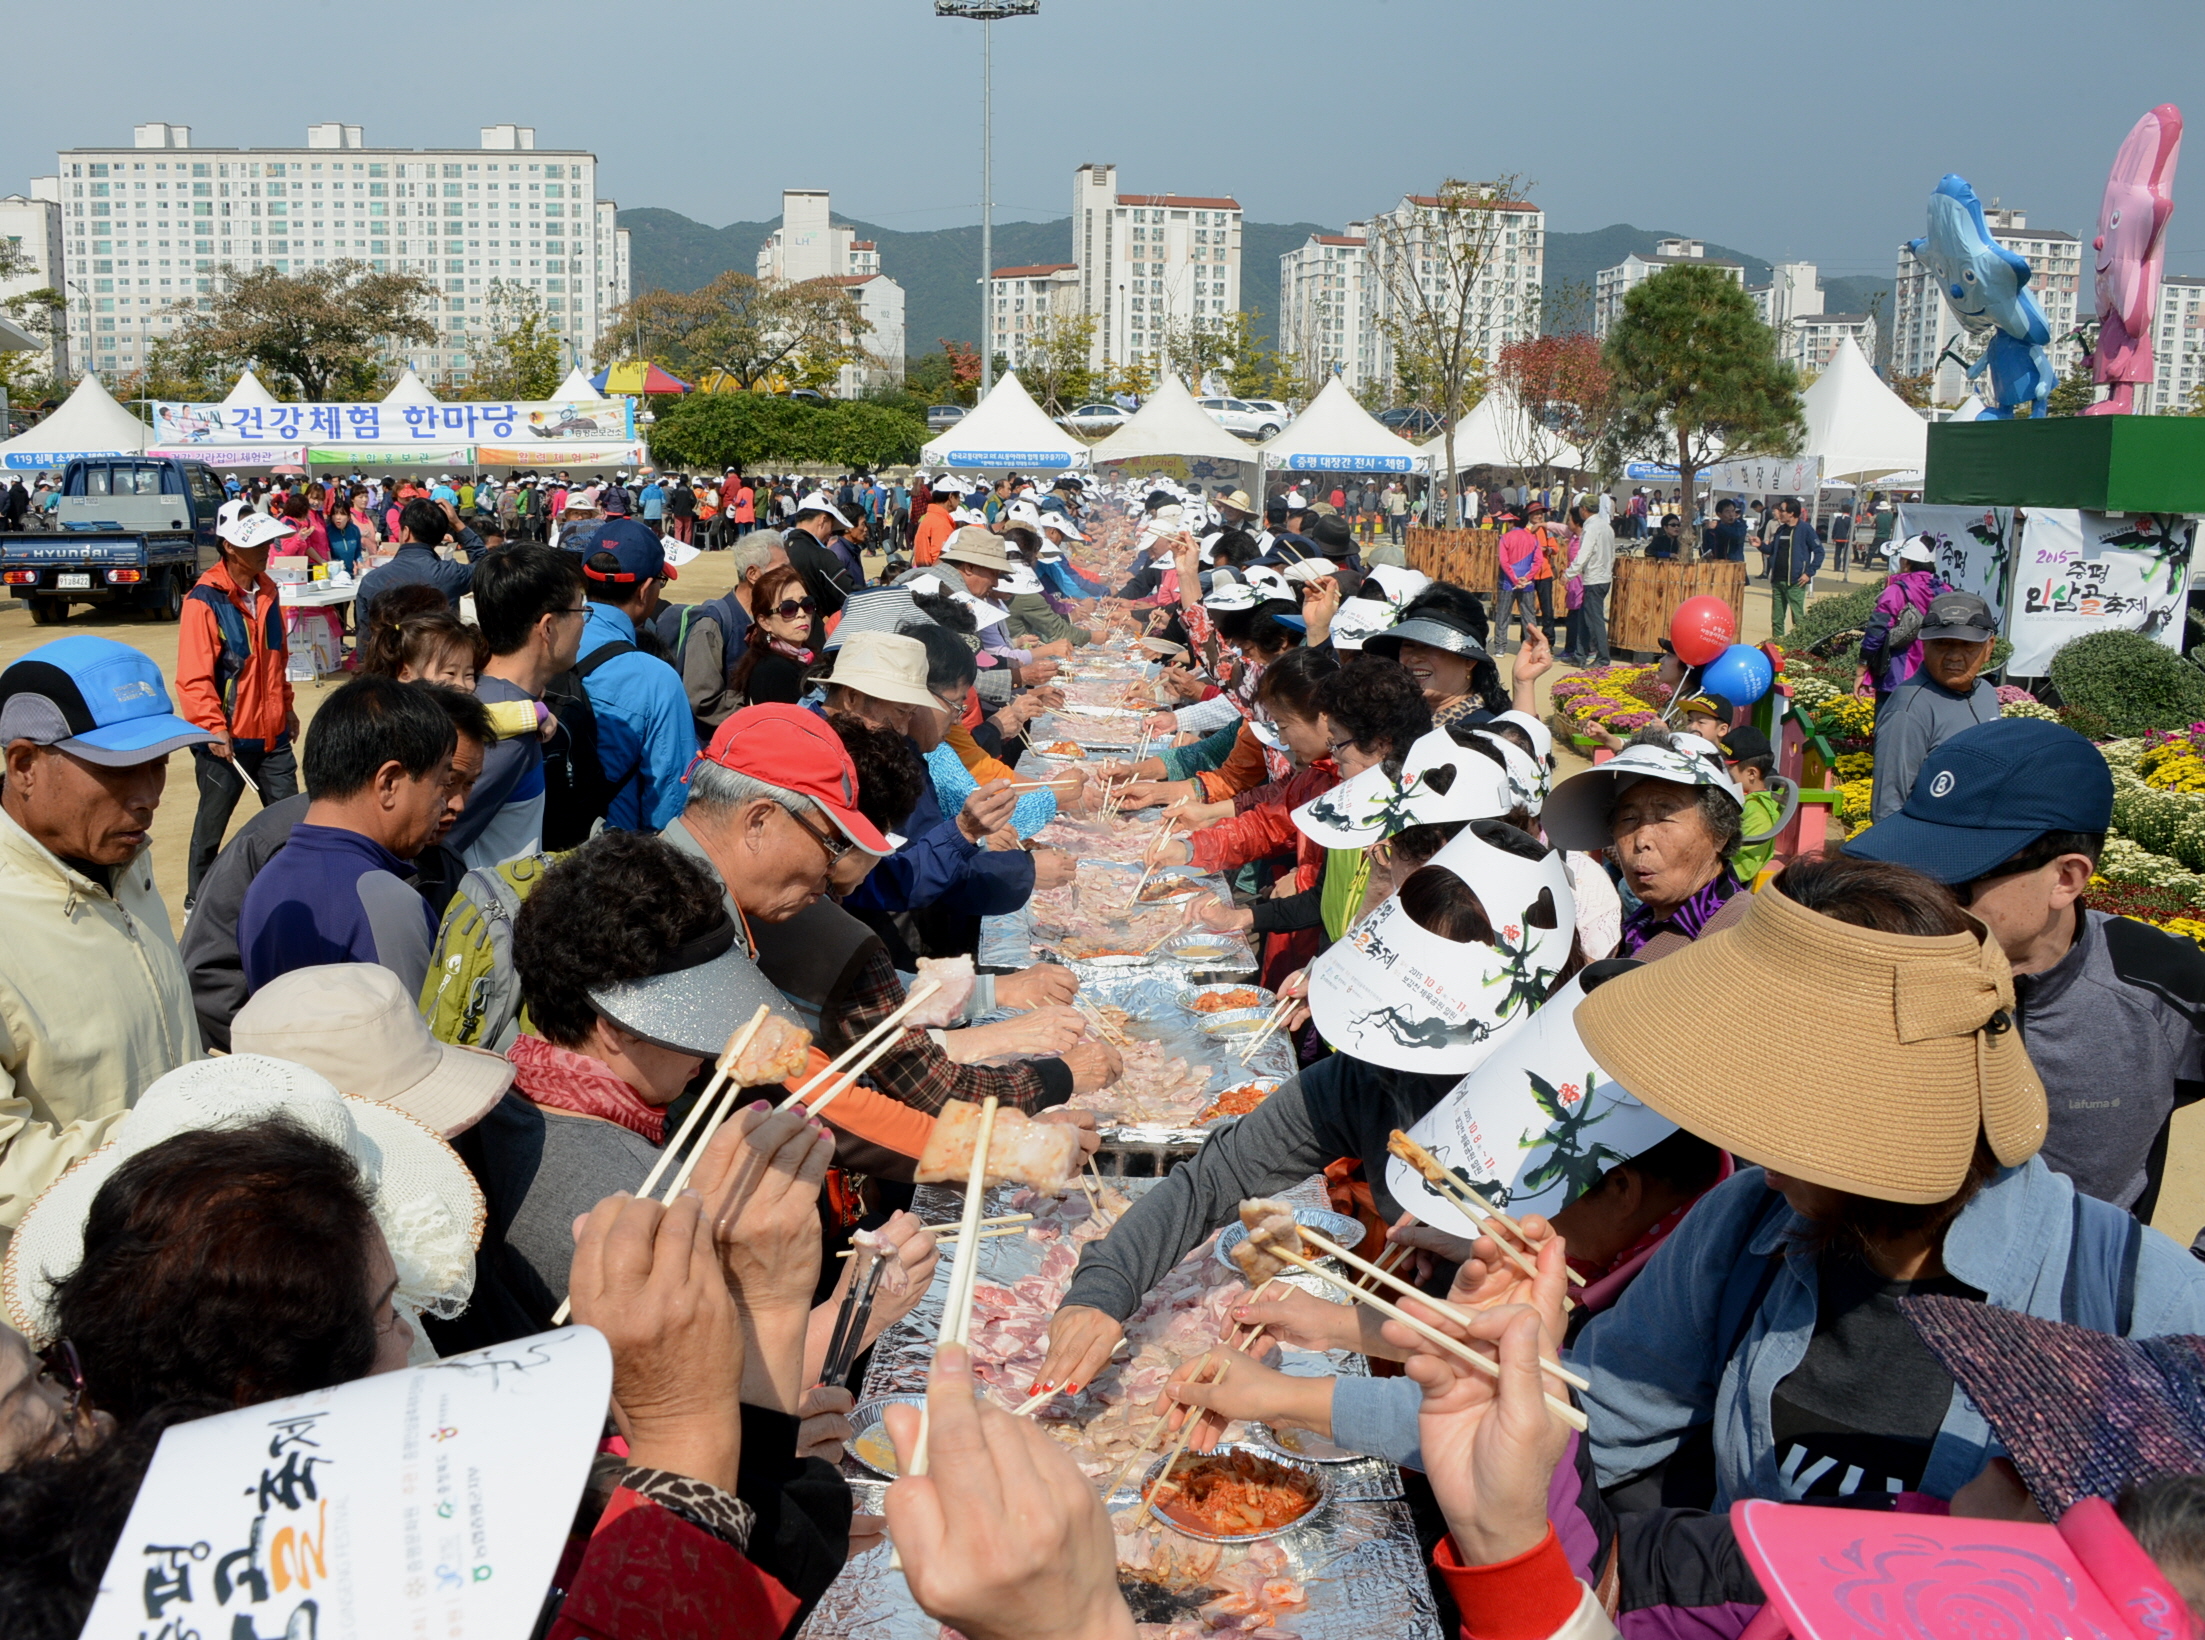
[659, 527, 790, 738]
[1545, 726, 1748, 958]
[1869, 591, 2001, 823]
[939, 526, 1064, 683]
[659, 704, 1107, 1177]
[784, 492, 859, 618]
[0, 637, 210, 1248]
[354, 495, 481, 615]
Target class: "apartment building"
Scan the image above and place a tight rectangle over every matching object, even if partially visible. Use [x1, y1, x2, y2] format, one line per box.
[2145, 274, 2205, 414]
[1891, 205, 2084, 405]
[0, 179, 67, 378]
[753, 188, 901, 394]
[988, 263, 1080, 374]
[1364, 186, 1544, 395]
[1593, 237, 1744, 338]
[1071, 163, 1242, 372]
[1277, 225, 1371, 389]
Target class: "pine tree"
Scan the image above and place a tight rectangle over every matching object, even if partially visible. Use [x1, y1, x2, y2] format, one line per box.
[1604, 263, 1804, 496]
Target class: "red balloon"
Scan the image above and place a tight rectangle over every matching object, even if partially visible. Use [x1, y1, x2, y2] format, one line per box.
[1670, 596, 1736, 666]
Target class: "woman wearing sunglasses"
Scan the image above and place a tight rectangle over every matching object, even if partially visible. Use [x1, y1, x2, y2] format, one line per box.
[730, 563, 819, 707]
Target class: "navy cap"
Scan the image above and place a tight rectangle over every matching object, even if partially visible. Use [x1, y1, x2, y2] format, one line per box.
[1843, 718, 2112, 884]
[580, 520, 677, 585]
[0, 635, 216, 766]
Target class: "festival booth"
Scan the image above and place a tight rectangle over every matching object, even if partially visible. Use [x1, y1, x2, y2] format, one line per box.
[147, 370, 306, 469]
[1086, 373, 1256, 487]
[919, 371, 1089, 475]
[0, 373, 150, 471]
[1255, 377, 1425, 500]
[1417, 387, 1585, 482]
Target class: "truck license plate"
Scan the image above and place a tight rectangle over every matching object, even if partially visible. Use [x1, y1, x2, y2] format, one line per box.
[56, 574, 90, 589]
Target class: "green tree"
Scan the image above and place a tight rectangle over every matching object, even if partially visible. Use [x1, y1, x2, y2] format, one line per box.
[1369, 177, 1530, 523]
[611, 271, 869, 393]
[163, 258, 437, 400]
[1217, 311, 1299, 401]
[1017, 311, 1098, 416]
[2044, 359, 2099, 417]
[1603, 262, 1803, 498]
[463, 280, 566, 401]
[646, 392, 925, 471]
[1889, 368, 1935, 409]
[0, 239, 64, 400]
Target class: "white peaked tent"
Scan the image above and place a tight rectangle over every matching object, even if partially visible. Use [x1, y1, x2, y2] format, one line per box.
[920, 371, 1087, 471]
[1088, 374, 1255, 467]
[1418, 387, 1583, 475]
[1258, 376, 1425, 475]
[1797, 335, 1927, 485]
[1949, 394, 1988, 423]
[551, 365, 609, 403]
[381, 368, 440, 406]
[221, 369, 281, 410]
[0, 374, 149, 470]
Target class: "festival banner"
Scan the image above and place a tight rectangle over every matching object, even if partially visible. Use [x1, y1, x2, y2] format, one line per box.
[307, 446, 474, 467]
[2002, 509, 2195, 676]
[1703, 455, 1819, 495]
[79, 1327, 610, 1640]
[153, 399, 635, 447]
[147, 444, 305, 469]
[1894, 502, 2015, 618]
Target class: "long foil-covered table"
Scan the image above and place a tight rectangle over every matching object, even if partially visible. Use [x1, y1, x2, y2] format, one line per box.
[799, 1175, 1444, 1640]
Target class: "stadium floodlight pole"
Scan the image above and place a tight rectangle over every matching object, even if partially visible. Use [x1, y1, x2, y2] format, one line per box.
[935, 0, 1039, 395]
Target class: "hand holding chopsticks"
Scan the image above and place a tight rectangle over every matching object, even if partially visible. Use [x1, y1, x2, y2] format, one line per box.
[778, 977, 943, 1117]
[1388, 1129, 1586, 1287]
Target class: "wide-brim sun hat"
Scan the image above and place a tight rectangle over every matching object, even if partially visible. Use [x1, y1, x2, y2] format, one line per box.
[3, 1056, 484, 1341]
[826, 628, 940, 711]
[1542, 734, 1743, 851]
[1294, 726, 1516, 848]
[826, 586, 922, 652]
[231, 964, 513, 1137]
[1574, 884, 2047, 1203]
[1328, 597, 1398, 651]
[589, 913, 801, 1060]
[1361, 613, 1491, 667]
[941, 527, 1009, 572]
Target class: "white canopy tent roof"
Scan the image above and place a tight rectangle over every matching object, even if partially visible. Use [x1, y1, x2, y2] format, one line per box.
[1948, 394, 1988, 423]
[381, 368, 440, 406]
[1257, 377, 1425, 474]
[1797, 335, 1927, 484]
[0, 312, 41, 353]
[221, 369, 281, 410]
[551, 366, 609, 403]
[0, 374, 150, 470]
[1088, 374, 1255, 467]
[1418, 388, 1583, 475]
[920, 372, 1089, 471]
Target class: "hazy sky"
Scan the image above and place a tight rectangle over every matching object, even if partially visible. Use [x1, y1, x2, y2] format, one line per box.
[10, 0, 2203, 279]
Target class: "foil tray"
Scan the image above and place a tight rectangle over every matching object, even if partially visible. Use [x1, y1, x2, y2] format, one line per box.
[798, 1177, 1437, 1640]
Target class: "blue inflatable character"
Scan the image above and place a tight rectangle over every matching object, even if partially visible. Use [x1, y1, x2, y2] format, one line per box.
[1907, 174, 2058, 418]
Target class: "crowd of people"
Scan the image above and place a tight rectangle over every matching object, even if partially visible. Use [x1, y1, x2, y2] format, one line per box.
[0, 462, 2202, 1640]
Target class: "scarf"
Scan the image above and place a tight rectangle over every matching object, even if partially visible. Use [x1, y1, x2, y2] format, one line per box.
[766, 635, 813, 666]
[508, 1033, 667, 1145]
[1620, 868, 1742, 956]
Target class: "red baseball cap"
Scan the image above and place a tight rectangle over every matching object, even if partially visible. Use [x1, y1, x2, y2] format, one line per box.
[694, 704, 891, 857]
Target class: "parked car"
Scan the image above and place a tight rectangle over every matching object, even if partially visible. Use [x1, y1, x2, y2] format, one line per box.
[925, 404, 968, 432]
[1196, 397, 1284, 439]
[1058, 403, 1132, 434]
[1376, 406, 1446, 438]
[1240, 399, 1294, 433]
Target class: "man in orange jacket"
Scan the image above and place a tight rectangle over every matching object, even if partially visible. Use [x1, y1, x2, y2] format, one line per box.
[177, 511, 299, 905]
[911, 473, 964, 565]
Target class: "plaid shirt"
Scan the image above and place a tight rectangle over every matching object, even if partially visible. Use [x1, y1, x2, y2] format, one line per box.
[827, 943, 1056, 1115]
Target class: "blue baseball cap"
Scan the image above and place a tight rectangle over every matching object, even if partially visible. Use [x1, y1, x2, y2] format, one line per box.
[578, 520, 676, 585]
[0, 636, 216, 766]
[1843, 718, 2112, 885]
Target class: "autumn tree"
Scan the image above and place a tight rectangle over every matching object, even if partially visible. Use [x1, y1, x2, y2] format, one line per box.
[610, 271, 869, 394]
[1369, 176, 1532, 523]
[1493, 333, 1614, 491]
[1603, 262, 1803, 499]
[1888, 368, 1935, 409]
[463, 280, 566, 401]
[163, 259, 436, 400]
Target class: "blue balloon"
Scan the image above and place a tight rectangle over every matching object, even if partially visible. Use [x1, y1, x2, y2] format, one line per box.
[1699, 645, 1772, 707]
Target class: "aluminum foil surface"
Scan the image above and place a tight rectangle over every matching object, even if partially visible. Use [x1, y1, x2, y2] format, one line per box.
[799, 1177, 1438, 1640]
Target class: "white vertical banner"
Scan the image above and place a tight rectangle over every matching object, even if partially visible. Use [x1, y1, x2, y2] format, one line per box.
[1894, 502, 2015, 616]
[2003, 510, 2195, 675]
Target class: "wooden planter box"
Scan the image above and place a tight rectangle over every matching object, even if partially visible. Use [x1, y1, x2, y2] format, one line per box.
[1609, 558, 1747, 655]
[1405, 526, 1498, 588]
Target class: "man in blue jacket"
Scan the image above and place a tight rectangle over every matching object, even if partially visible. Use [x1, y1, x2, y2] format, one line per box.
[574, 530, 695, 832]
[1766, 495, 1823, 639]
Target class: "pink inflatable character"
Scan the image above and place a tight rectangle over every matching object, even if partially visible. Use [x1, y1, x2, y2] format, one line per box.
[2086, 103, 2182, 415]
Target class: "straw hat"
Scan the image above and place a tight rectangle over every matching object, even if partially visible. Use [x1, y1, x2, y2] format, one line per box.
[231, 964, 514, 1136]
[1575, 884, 2047, 1203]
[941, 527, 1009, 572]
[825, 629, 941, 711]
[3, 1056, 485, 1341]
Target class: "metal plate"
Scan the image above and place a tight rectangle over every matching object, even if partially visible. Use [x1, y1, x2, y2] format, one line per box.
[1128, 1441, 1329, 1543]
[845, 1394, 926, 1478]
[1213, 1208, 1368, 1272]
[56, 573, 90, 589]
[1176, 981, 1276, 1016]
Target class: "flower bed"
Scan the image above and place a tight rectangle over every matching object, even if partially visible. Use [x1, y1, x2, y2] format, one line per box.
[1551, 663, 1673, 737]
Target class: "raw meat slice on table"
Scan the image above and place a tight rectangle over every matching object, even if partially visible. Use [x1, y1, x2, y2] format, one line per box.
[915, 1099, 1084, 1192]
[909, 955, 976, 1026]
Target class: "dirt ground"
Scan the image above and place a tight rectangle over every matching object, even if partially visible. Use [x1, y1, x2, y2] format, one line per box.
[7, 547, 2200, 1245]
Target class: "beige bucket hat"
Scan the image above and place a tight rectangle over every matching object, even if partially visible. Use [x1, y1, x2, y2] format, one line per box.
[825, 629, 941, 712]
[1575, 883, 2046, 1204]
[232, 963, 514, 1136]
[940, 526, 1010, 573]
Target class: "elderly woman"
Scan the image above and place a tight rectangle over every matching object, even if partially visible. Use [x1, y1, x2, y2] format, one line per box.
[1544, 725, 1746, 957]
[1362, 584, 1548, 729]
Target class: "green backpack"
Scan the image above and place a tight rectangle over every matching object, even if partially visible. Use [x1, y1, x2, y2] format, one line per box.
[418, 852, 563, 1050]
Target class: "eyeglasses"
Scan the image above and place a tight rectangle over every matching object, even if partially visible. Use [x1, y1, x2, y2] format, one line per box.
[782, 801, 855, 868]
[772, 597, 819, 619]
[36, 1339, 90, 1454]
[557, 603, 588, 620]
[1327, 735, 1360, 759]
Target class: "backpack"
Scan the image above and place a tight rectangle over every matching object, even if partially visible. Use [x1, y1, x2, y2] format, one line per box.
[539, 639, 636, 849]
[418, 852, 562, 1050]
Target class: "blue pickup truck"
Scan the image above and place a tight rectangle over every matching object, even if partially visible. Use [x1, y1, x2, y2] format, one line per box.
[1, 456, 226, 624]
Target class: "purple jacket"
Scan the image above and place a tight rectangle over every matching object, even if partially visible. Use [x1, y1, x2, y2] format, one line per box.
[1859, 570, 1947, 694]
